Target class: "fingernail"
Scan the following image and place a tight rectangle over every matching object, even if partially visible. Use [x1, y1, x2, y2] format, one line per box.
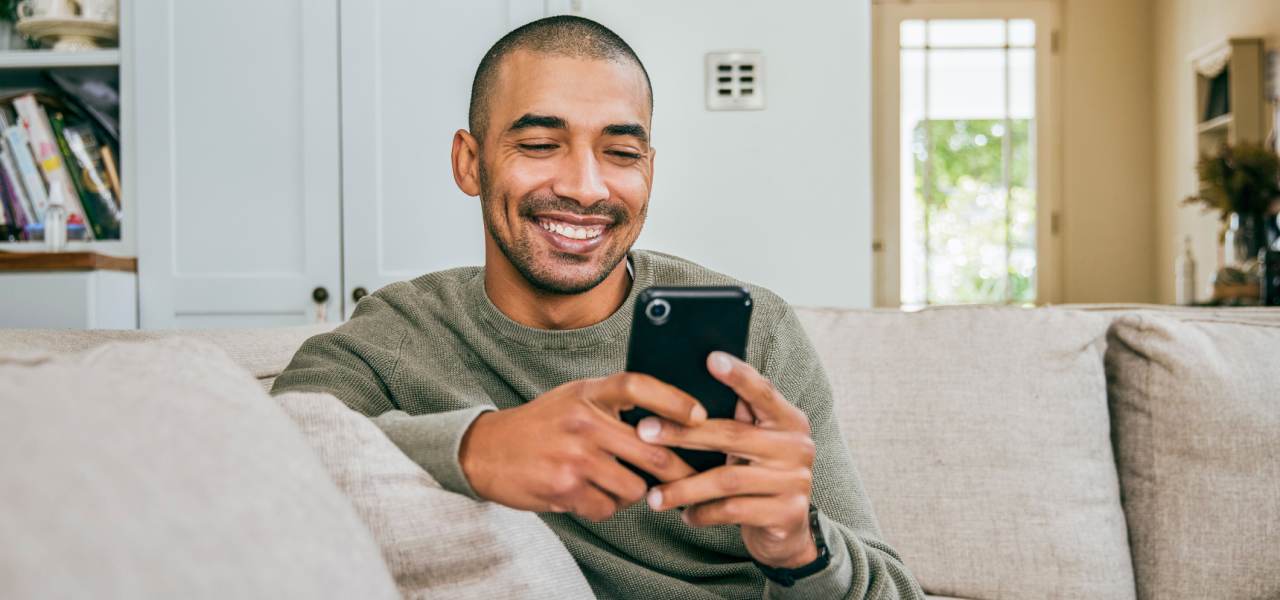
[647, 488, 663, 510]
[690, 403, 707, 423]
[710, 351, 732, 375]
[680, 509, 692, 525]
[637, 417, 661, 441]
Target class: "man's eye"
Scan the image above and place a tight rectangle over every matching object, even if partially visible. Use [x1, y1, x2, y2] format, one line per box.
[519, 143, 559, 152]
[607, 150, 642, 160]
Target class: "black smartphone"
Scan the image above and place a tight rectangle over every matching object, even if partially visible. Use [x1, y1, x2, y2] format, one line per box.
[620, 286, 753, 487]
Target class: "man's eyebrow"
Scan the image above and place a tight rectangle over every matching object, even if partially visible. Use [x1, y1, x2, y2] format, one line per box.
[602, 123, 649, 143]
[507, 113, 567, 132]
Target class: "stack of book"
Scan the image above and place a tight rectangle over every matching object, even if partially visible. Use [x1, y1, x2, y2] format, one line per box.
[0, 92, 121, 242]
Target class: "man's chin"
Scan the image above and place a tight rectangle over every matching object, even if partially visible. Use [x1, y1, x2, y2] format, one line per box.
[519, 253, 622, 296]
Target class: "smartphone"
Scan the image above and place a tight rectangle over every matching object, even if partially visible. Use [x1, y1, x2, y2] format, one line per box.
[620, 286, 753, 487]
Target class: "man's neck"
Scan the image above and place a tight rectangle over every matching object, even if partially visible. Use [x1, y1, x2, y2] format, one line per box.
[483, 249, 632, 331]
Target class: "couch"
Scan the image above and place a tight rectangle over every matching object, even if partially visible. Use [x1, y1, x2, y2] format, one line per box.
[1, 305, 1277, 599]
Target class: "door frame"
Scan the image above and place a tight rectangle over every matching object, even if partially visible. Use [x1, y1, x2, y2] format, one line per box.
[871, 0, 1062, 307]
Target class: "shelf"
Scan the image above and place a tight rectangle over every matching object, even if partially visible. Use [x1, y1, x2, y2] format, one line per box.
[0, 249, 135, 272]
[0, 49, 119, 69]
[1197, 113, 1233, 134]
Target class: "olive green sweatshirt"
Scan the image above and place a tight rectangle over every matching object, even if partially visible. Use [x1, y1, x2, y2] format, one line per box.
[272, 249, 923, 600]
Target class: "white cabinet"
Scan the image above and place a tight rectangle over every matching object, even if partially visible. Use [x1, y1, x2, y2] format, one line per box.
[338, 0, 508, 314]
[135, 0, 342, 328]
[137, 0, 510, 328]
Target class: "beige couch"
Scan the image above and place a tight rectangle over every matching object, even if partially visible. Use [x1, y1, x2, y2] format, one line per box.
[2, 305, 1278, 599]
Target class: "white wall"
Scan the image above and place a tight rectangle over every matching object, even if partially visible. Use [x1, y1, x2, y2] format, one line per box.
[580, 0, 875, 308]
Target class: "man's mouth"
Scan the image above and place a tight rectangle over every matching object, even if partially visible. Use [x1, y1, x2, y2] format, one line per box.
[536, 217, 606, 241]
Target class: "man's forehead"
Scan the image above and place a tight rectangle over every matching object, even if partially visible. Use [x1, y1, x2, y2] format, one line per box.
[490, 50, 651, 132]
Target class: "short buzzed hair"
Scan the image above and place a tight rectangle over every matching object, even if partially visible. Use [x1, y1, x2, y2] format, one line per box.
[467, 15, 653, 142]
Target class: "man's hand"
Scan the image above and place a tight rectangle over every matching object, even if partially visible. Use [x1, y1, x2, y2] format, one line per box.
[638, 351, 819, 569]
[459, 372, 701, 522]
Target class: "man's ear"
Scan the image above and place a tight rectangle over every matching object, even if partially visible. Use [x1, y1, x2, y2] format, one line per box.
[452, 129, 482, 197]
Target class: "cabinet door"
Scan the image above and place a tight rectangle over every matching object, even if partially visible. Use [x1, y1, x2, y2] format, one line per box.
[339, 0, 510, 314]
[135, 0, 342, 328]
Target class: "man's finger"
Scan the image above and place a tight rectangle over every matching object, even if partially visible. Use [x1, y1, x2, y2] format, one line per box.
[646, 465, 809, 511]
[681, 495, 808, 530]
[636, 417, 816, 467]
[707, 352, 805, 431]
[585, 453, 650, 507]
[586, 372, 707, 426]
[568, 484, 622, 523]
[588, 418, 697, 483]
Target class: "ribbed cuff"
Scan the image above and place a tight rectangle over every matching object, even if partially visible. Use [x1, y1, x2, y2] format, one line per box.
[373, 406, 496, 500]
[764, 512, 854, 599]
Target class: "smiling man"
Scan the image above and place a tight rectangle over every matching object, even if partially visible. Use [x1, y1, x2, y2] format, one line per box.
[273, 15, 922, 600]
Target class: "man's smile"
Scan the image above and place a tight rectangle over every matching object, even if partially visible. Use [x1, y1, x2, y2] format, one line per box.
[530, 212, 613, 254]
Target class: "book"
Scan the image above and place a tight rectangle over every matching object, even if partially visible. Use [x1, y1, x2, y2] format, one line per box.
[12, 94, 91, 238]
[61, 119, 122, 236]
[45, 70, 119, 145]
[0, 111, 49, 223]
[51, 111, 119, 240]
[100, 145, 121, 205]
[0, 145, 33, 229]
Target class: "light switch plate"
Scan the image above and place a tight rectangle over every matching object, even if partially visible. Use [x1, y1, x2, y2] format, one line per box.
[706, 51, 765, 111]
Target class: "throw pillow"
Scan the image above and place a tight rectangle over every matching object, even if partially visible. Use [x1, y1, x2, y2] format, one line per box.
[0, 339, 398, 600]
[274, 390, 594, 599]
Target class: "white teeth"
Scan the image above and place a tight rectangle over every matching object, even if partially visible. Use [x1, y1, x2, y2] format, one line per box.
[537, 218, 604, 241]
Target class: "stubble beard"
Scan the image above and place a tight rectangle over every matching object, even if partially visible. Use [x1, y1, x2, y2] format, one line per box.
[478, 160, 641, 296]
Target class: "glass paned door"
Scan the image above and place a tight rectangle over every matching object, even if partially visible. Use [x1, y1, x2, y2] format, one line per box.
[898, 19, 1038, 306]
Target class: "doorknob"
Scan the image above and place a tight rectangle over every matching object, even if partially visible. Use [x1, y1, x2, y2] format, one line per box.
[312, 286, 330, 323]
[352, 287, 368, 303]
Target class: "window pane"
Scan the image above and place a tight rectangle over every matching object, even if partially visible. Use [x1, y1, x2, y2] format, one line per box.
[927, 19, 1005, 47]
[900, 20, 925, 48]
[928, 49, 1006, 120]
[919, 119, 1009, 304]
[1009, 19, 1035, 47]
[1009, 48, 1035, 119]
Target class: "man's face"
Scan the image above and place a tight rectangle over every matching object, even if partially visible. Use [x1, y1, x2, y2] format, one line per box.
[475, 51, 653, 295]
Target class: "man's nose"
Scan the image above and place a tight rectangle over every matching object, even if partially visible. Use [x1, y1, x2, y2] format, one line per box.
[552, 147, 609, 206]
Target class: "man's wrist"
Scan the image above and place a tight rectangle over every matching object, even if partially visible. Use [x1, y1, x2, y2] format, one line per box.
[753, 505, 831, 587]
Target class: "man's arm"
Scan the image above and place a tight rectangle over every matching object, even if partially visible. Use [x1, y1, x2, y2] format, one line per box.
[270, 295, 494, 498]
[637, 306, 924, 599]
[757, 305, 923, 599]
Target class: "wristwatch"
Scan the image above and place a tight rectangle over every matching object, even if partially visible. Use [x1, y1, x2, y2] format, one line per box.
[752, 504, 831, 587]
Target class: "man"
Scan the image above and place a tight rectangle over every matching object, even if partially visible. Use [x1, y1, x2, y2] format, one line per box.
[274, 15, 923, 600]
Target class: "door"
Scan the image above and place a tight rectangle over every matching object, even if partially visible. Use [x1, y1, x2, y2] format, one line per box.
[338, 0, 512, 316]
[872, 2, 1060, 308]
[135, 0, 342, 328]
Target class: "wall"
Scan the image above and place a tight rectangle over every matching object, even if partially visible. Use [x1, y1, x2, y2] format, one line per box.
[1057, 0, 1156, 303]
[1152, 1, 1280, 304]
[580, 0, 875, 308]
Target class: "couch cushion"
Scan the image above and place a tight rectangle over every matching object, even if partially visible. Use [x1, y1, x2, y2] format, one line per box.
[0, 339, 397, 600]
[0, 324, 335, 388]
[796, 306, 1135, 600]
[1106, 313, 1280, 600]
[274, 391, 594, 599]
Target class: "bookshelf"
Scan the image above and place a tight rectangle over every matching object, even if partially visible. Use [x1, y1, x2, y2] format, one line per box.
[0, 12, 129, 258]
[1192, 38, 1268, 154]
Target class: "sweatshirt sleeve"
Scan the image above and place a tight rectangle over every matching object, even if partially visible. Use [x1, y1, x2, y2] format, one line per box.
[759, 305, 925, 600]
[270, 295, 491, 498]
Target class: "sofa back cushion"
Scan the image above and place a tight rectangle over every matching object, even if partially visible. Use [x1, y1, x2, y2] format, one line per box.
[0, 339, 398, 600]
[0, 324, 335, 389]
[1106, 313, 1280, 600]
[796, 306, 1135, 600]
[275, 391, 595, 599]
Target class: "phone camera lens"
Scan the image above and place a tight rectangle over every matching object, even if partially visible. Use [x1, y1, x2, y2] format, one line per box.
[645, 298, 671, 325]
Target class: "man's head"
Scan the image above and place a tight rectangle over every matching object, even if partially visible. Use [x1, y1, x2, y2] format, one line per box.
[452, 16, 655, 295]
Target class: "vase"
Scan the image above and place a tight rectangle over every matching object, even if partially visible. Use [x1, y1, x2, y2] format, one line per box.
[1223, 211, 1268, 266]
